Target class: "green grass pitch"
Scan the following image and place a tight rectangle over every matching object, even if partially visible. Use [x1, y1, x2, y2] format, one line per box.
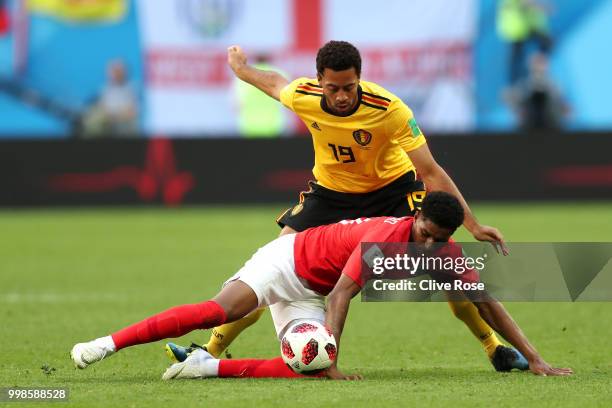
[1, 203, 611, 407]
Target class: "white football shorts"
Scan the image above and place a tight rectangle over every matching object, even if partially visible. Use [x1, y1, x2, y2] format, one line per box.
[223, 234, 325, 338]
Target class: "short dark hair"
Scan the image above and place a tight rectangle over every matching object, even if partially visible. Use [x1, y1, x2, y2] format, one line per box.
[316, 41, 361, 76]
[420, 192, 464, 231]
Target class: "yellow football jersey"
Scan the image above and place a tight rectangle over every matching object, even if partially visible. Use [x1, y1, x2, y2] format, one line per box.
[280, 77, 426, 193]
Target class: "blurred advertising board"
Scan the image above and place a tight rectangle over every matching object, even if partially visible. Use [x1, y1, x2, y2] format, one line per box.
[0, 133, 610, 206]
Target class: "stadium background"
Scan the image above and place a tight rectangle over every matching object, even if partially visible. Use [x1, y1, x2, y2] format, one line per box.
[1, 0, 612, 136]
[0, 1, 611, 407]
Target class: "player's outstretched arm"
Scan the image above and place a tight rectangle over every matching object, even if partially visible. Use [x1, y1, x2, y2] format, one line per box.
[408, 144, 509, 255]
[227, 45, 289, 101]
[464, 290, 573, 376]
[325, 274, 363, 380]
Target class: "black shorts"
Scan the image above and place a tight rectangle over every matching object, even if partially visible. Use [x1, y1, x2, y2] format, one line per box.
[276, 171, 426, 232]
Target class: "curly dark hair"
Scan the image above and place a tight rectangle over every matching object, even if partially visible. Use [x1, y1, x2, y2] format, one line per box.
[421, 192, 465, 231]
[316, 40, 362, 76]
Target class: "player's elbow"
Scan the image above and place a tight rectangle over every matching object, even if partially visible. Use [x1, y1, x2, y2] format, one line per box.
[327, 287, 352, 311]
[328, 284, 360, 308]
[326, 290, 344, 309]
[269, 77, 288, 101]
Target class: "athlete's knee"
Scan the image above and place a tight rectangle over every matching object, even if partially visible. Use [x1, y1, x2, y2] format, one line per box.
[212, 280, 259, 322]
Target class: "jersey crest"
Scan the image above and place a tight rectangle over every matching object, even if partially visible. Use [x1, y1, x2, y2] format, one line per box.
[352, 129, 372, 146]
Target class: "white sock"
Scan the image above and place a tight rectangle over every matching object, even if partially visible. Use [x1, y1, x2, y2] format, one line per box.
[93, 336, 116, 353]
[192, 349, 220, 378]
[204, 358, 220, 378]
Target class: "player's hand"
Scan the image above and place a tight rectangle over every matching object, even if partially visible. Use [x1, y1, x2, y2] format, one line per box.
[227, 45, 247, 73]
[325, 366, 363, 381]
[472, 224, 509, 256]
[528, 358, 573, 376]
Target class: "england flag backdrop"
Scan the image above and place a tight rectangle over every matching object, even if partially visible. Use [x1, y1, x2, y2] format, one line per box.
[136, 0, 476, 136]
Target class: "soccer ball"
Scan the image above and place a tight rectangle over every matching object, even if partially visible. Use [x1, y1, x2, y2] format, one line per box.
[280, 320, 337, 374]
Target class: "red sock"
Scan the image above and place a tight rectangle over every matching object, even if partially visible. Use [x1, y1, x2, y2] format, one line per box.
[218, 357, 324, 378]
[111, 301, 226, 350]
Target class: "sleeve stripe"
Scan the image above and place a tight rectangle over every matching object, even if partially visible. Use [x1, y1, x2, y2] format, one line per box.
[361, 91, 391, 102]
[361, 101, 388, 111]
[362, 95, 390, 107]
[296, 90, 323, 97]
[297, 85, 323, 93]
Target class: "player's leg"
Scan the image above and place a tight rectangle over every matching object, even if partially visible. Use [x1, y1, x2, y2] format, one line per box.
[218, 295, 327, 379]
[219, 356, 310, 378]
[165, 302, 327, 379]
[197, 225, 297, 359]
[177, 184, 336, 361]
[191, 241, 292, 360]
[71, 280, 257, 369]
[163, 300, 325, 381]
[199, 307, 266, 358]
[163, 348, 316, 380]
[162, 297, 314, 380]
[447, 300, 503, 357]
[74, 234, 297, 369]
[164, 247, 327, 380]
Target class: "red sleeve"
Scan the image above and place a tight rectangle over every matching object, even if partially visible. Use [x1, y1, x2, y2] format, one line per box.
[340, 222, 405, 287]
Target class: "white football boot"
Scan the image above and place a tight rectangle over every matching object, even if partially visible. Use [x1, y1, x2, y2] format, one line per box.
[162, 348, 220, 380]
[70, 336, 116, 369]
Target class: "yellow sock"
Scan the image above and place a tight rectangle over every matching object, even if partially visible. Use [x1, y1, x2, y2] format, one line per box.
[447, 300, 503, 358]
[204, 307, 266, 358]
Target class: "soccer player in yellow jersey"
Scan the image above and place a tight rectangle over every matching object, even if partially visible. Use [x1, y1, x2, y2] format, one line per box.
[166, 41, 529, 372]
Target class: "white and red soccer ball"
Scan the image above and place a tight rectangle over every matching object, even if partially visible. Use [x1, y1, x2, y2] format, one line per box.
[280, 320, 337, 374]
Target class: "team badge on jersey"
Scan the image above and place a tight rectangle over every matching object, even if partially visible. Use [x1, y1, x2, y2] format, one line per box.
[352, 129, 372, 146]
